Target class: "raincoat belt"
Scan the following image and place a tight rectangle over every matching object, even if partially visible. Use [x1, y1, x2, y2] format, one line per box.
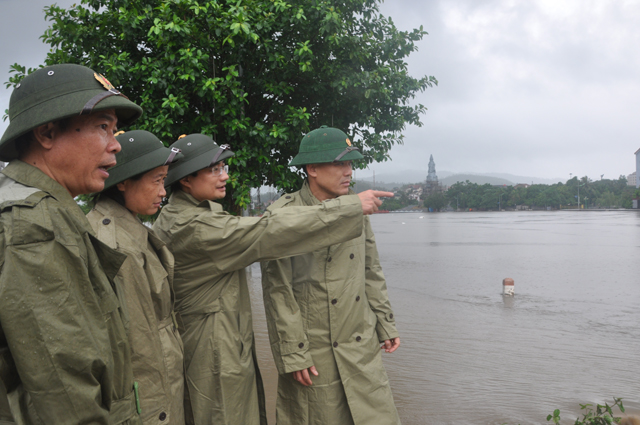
[109, 389, 138, 425]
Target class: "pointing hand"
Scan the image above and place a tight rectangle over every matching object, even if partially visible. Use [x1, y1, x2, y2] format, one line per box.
[358, 190, 394, 215]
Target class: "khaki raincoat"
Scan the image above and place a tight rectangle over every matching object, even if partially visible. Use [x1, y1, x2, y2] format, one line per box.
[0, 161, 141, 425]
[88, 197, 185, 425]
[152, 189, 364, 425]
[261, 181, 400, 425]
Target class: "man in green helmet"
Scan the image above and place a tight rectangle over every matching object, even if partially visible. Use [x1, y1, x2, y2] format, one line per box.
[0, 64, 143, 425]
[261, 126, 402, 425]
[152, 133, 393, 425]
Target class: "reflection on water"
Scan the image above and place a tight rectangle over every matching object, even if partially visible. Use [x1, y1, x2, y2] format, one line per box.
[249, 211, 640, 424]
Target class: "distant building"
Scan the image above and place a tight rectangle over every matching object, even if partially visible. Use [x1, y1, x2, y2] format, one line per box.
[628, 171, 636, 187]
[514, 184, 530, 189]
[424, 154, 443, 197]
[635, 148, 640, 188]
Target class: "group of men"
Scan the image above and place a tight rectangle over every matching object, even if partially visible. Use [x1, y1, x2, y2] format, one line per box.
[0, 63, 401, 425]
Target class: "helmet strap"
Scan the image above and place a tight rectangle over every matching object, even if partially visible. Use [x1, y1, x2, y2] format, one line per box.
[80, 89, 128, 116]
[334, 146, 359, 162]
[164, 147, 182, 165]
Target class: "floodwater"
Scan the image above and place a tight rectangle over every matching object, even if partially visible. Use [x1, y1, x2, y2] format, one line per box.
[248, 211, 640, 424]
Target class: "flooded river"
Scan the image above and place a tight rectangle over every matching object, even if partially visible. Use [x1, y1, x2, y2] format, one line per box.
[248, 211, 640, 424]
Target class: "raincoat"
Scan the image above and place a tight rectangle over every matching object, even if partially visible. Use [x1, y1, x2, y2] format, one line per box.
[0, 160, 141, 425]
[88, 197, 186, 425]
[260, 180, 401, 425]
[152, 189, 364, 425]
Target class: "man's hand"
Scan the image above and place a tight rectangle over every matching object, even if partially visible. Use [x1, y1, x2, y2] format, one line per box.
[381, 337, 400, 353]
[358, 190, 394, 215]
[292, 366, 318, 386]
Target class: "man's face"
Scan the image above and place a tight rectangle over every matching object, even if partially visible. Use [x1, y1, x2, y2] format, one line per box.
[47, 109, 121, 197]
[182, 162, 229, 202]
[308, 161, 353, 201]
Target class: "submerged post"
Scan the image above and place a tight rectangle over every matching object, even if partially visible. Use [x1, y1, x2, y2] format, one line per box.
[502, 278, 514, 296]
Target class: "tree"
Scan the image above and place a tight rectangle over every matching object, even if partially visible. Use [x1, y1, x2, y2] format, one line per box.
[423, 192, 446, 211]
[7, 0, 436, 209]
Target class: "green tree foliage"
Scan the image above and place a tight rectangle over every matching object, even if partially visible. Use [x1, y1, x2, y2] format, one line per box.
[445, 176, 636, 210]
[381, 190, 412, 211]
[423, 192, 446, 211]
[7, 0, 436, 209]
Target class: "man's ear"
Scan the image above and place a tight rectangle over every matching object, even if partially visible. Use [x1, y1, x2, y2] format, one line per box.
[179, 176, 192, 193]
[306, 163, 318, 178]
[32, 123, 58, 150]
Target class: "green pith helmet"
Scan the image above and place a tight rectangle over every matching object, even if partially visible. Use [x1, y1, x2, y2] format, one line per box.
[164, 134, 235, 187]
[102, 130, 183, 191]
[0, 63, 143, 161]
[289, 125, 364, 167]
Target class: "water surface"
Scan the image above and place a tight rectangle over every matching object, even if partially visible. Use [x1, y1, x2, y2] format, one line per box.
[249, 211, 640, 424]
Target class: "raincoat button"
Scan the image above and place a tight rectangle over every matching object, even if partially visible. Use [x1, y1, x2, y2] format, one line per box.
[327, 257, 332, 262]
[298, 342, 304, 348]
[159, 412, 167, 421]
[285, 195, 291, 199]
[333, 342, 338, 348]
[389, 313, 394, 319]
[102, 218, 111, 225]
[350, 253, 354, 259]
[331, 298, 337, 305]
[355, 295, 360, 302]
[356, 336, 361, 342]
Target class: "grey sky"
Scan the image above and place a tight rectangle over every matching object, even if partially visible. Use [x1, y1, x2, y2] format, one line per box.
[2, 0, 639, 182]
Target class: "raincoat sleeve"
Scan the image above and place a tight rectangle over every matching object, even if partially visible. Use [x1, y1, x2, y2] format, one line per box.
[191, 195, 363, 274]
[0, 204, 113, 424]
[261, 256, 313, 375]
[363, 217, 399, 342]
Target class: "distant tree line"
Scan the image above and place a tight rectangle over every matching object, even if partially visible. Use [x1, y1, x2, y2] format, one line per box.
[434, 176, 637, 211]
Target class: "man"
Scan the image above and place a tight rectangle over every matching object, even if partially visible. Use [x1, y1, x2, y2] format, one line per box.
[0, 64, 143, 424]
[152, 134, 392, 425]
[261, 126, 402, 425]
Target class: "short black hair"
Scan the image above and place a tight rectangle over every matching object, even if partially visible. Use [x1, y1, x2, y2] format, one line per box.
[170, 169, 201, 193]
[96, 171, 144, 206]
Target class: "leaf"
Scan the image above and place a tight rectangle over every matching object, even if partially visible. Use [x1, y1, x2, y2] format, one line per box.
[30, 0, 433, 209]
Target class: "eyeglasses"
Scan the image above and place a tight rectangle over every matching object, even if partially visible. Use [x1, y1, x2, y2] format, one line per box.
[211, 164, 229, 176]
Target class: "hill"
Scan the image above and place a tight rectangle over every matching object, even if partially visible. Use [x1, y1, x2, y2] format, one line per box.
[356, 170, 564, 186]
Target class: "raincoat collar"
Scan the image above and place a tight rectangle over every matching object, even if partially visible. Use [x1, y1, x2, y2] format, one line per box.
[169, 188, 223, 212]
[300, 179, 322, 206]
[94, 196, 168, 253]
[2, 160, 91, 230]
[94, 197, 148, 247]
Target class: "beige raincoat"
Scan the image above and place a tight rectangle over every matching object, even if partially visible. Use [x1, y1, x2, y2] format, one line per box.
[0, 161, 141, 425]
[261, 181, 400, 425]
[152, 189, 364, 425]
[88, 197, 186, 425]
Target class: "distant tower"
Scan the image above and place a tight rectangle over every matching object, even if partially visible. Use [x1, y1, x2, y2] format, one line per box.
[425, 154, 441, 196]
[426, 155, 438, 184]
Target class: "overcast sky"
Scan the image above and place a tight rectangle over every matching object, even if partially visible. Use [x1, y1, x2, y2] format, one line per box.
[2, 0, 639, 182]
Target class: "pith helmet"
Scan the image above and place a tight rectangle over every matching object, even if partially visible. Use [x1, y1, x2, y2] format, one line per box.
[164, 134, 235, 187]
[102, 130, 183, 191]
[289, 125, 364, 167]
[0, 63, 143, 161]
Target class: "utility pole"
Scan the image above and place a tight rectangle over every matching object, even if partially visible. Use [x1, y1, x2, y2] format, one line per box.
[578, 181, 585, 209]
